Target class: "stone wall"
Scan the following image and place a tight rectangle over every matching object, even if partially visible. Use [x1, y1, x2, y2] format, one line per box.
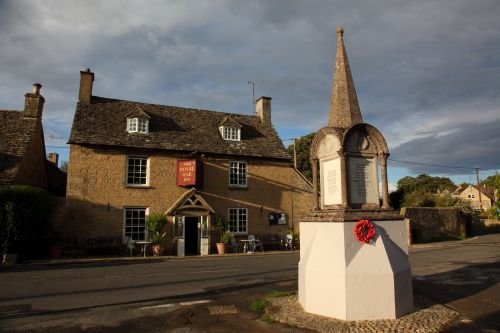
[402, 207, 467, 243]
[66, 144, 313, 252]
[14, 120, 48, 189]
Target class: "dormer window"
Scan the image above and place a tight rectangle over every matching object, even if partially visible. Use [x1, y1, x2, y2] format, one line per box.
[219, 116, 242, 142]
[222, 126, 240, 141]
[125, 105, 151, 134]
[127, 118, 149, 133]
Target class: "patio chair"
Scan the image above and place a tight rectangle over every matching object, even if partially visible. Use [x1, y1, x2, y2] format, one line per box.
[284, 234, 294, 250]
[248, 234, 264, 252]
[229, 235, 241, 253]
[124, 236, 135, 256]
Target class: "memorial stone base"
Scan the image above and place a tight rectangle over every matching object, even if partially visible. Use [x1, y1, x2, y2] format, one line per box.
[298, 210, 414, 321]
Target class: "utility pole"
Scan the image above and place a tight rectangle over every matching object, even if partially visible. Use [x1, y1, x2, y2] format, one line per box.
[248, 81, 256, 113]
[476, 167, 483, 211]
[293, 138, 297, 169]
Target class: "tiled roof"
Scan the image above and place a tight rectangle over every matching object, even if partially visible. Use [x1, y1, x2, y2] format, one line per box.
[0, 110, 37, 184]
[69, 96, 291, 160]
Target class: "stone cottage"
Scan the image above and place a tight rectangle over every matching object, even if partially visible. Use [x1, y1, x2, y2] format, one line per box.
[0, 83, 66, 196]
[66, 69, 313, 255]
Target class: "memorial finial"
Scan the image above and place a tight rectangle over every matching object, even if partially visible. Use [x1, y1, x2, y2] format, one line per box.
[328, 26, 363, 129]
[336, 26, 344, 37]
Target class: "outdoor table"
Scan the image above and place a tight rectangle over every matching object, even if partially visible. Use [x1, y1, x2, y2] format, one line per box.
[136, 241, 151, 257]
[240, 239, 253, 253]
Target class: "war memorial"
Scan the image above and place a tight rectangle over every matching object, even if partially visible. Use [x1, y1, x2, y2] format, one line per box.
[298, 26, 414, 321]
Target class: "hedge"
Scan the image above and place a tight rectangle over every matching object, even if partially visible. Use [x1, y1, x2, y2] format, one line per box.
[0, 185, 53, 261]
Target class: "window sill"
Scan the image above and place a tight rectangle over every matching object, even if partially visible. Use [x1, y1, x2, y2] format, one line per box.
[228, 185, 248, 190]
[125, 185, 153, 189]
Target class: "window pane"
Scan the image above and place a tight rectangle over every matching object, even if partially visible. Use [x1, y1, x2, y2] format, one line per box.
[124, 208, 147, 241]
[127, 157, 148, 185]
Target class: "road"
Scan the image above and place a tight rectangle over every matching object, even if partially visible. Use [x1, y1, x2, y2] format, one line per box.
[0, 234, 499, 332]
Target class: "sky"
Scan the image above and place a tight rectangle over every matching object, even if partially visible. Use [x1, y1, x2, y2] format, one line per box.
[1, 0, 499, 190]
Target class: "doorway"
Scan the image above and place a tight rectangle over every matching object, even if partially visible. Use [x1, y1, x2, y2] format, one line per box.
[185, 216, 199, 255]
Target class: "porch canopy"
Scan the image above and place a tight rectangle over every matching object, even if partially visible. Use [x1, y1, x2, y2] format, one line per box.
[166, 188, 215, 217]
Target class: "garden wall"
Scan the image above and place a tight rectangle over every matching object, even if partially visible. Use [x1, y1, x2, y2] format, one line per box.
[401, 207, 467, 243]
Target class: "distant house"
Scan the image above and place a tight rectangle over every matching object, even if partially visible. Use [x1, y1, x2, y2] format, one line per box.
[0, 84, 66, 196]
[66, 69, 313, 255]
[458, 185, 493, 211]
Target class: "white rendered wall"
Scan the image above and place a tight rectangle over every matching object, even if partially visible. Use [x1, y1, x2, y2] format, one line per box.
[299, 220, 413, 320]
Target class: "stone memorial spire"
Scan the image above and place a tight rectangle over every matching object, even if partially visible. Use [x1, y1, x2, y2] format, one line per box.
[328, 26, 363, 129]
[300, 26, 413, 321]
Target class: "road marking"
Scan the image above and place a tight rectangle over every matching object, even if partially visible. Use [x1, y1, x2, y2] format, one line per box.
[105, 268, 245, 278]
[180, 300, 212, 306]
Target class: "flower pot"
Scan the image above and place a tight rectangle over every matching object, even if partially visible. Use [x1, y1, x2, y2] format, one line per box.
[152, 244, 165, 256]
[216, 242, 226, 254]
[51, 244, 64, 258]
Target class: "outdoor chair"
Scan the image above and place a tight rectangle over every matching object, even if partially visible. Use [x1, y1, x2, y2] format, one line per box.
[284, 234, 294, 250]
[124, 236, 135, 256]
[248, 234, 264, 252]
[229, 235, 241, 253]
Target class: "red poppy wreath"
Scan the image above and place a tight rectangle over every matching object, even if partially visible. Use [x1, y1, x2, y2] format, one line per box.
[354, 219, 376, 244]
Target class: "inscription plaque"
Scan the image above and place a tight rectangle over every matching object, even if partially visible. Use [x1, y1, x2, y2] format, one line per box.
[349, 157, 378, 204]
[322, 158, 342, 205]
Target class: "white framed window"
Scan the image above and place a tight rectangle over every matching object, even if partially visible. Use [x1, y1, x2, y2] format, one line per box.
[468, 194, 475, 199]
[126, 156, 149, 186]
[127, 118, 149, 134]
[228, 208, 248, 234]
[229, 161, 247, 187]
[124, 207, 148, 241]
[222, 127, 240, 141]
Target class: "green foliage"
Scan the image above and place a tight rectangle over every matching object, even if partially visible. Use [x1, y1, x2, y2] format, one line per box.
[214, 215, 229, 243]
[147, 213, 167, 245]
[220, 230, 231, 244]
[60, 160, 68, 172]
[288, 228, 300, 241]
[286, 133, 315, 181]
[397, 174, 455, 194]
[0, 185, 51, 260]
[249, 299, 269, 314]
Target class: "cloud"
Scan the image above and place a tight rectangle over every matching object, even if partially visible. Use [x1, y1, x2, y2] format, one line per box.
[0, 0, 498, 174]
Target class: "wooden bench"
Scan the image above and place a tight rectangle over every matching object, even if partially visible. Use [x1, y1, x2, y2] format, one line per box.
[254, 234, 283, 251]
[86, 236, 122, 255]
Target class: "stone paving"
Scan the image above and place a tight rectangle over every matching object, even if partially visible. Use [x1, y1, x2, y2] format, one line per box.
[266, 295, 461, 333]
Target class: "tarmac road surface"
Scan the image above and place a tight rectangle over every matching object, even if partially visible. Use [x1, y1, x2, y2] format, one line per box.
[0, 233, 499, 332]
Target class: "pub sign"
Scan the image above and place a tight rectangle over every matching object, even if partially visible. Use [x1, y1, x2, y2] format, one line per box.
[176, 160, 203, 187]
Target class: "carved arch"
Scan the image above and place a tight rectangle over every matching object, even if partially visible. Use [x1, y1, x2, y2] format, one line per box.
[310, 126, 344, 161]
[342, 123, 389, 156]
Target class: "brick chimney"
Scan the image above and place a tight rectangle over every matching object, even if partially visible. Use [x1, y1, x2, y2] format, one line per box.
[256, 96, 272, 123]
[48, 152, 59, 166]
[23, 83, 45, 119]
[79, 68, 94, 104]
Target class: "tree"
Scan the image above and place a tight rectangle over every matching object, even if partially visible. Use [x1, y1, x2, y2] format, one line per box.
[60, 160, 68, 172]
[286, 133, 315, 181]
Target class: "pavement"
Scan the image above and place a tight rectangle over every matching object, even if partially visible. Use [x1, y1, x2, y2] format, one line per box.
[0, 234, 499, 333]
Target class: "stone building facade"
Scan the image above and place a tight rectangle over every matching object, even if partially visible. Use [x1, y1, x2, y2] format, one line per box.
[0, 83, 66, 195]
[66, 70, 313, 255]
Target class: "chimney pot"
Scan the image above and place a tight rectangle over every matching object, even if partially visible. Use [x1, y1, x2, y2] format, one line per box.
[48, 152, 59, 166]
[33, 83, 42, 95]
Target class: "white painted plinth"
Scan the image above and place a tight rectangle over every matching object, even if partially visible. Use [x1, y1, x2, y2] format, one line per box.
[298, 220, 413, 320]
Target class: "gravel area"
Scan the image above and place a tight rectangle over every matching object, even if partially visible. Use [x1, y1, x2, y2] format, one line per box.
[266, 295, 461, 333]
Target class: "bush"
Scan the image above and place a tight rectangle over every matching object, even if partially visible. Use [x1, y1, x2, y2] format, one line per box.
[0, 185, 51, 261]
[146, 213, 167, 245]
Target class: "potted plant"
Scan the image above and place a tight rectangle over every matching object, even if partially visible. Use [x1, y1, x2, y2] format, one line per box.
[214, 215, 229, 254]
[147, 212, 168, 256]
[288, 228, 300, 250]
